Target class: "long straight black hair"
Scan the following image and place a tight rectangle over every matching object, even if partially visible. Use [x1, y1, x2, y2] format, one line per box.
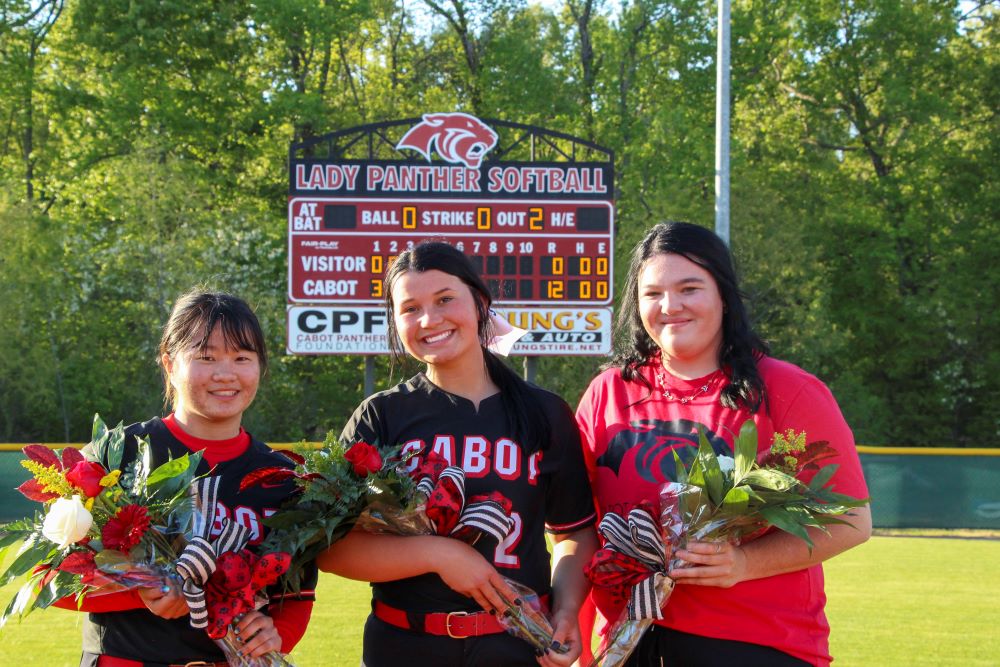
[384, 241, 551, 453]
[611, 222, 770, 412]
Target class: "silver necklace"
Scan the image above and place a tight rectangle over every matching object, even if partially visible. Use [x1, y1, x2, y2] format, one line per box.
[655, 369, 715, 404]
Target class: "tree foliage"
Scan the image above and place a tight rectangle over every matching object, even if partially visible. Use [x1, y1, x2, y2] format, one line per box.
[0, 0, 996, 445]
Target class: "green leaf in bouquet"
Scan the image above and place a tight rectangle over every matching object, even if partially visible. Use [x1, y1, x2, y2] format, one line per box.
[0, 576, 41, 629]
[0, 536, 56, 587]
[686, 448, 705, 489]
[32, 570, 79, 610]
[672, 450, 689, 485]
[87, 417, 126, 473]
[365, 475, 407, 507]
[748, 490, 811, 512]
[696, 428, 725, 505]
[722, 484, 750, 514]
[91, 413, 109, 444]
[0, 517, 39, 552]
[146, 450, 204, 500]
[742, 468, 800, 492]
[806, 463, 839, 492]
[807, 513, 856, 528]
[263, 509, 318, 529]
[758, 506, 814, 548]
[734, 420, 758, 482]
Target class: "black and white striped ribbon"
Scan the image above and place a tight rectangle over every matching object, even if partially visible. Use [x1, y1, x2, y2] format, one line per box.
[597, 507, 672, 621]
[418, 465, 514, 544]
[175, 476, 252, 629]
[453, 497, 515, 544]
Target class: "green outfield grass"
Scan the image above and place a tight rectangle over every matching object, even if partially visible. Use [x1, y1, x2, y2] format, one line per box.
[1, 536, 997, 665]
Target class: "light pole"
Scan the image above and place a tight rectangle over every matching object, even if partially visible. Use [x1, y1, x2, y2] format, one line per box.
[715, 0, 731, 246]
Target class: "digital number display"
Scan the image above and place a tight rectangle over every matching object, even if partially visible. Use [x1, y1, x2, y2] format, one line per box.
[288, 198, 613, 305]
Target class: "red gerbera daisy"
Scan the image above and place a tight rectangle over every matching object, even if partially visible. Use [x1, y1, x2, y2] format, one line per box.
[102, 504, 151, 552]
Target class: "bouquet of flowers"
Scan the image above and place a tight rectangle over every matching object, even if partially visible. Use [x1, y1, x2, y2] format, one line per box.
[0, 417, 201, 623]
[0, 416, 295, 667]
[585, 420, 869, 667]
[240, 433, 412, 592]
[354, 449, 567, 656]
[243, 434, 567, 655]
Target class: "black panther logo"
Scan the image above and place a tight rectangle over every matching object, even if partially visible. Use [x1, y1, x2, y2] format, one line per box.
[595, 419, 731, 484]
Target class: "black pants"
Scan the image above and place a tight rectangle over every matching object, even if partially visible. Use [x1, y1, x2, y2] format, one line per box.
[624, 625, 813, 667]
[362, 613, 540, 667]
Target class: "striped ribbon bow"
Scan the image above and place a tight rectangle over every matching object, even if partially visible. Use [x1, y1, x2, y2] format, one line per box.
[175, 476, 252, 630]
[594, 506, 673, 621]
[416, 461, 514, 545]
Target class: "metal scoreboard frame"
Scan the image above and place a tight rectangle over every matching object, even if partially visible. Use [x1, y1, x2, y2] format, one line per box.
[287, 114, 615, 356]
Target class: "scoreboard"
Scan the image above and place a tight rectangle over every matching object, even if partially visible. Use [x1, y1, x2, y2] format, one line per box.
[288, 197, 613, 305]
[286, 114, 615, 356]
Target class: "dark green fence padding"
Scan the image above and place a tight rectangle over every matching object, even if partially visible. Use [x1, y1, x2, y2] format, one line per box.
[2, 445, 998, 528]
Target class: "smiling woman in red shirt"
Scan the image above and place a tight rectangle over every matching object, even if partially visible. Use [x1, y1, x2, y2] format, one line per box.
[576, 222, 871, 667]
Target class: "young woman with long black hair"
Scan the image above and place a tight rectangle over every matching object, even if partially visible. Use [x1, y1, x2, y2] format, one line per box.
[318, 241, 597, 667]
[576, 222, 871, 667]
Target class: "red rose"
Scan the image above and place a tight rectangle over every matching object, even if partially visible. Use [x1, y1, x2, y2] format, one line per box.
[65, 461, 108, 498]
[344, 442, 382, 477]
[102, 504, 151, 552]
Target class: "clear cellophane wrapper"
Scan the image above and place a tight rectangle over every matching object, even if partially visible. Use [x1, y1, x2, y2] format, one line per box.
[84, 527, 186, 594]
[590, 482, 756, 667]
[495, 578, 568, 656]
[353, 497, 435, 536]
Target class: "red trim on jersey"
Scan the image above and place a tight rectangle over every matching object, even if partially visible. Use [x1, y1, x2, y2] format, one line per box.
[162, 413, 250, 466]
[545, 512, 597, 533]
[269, 589, 316, 601]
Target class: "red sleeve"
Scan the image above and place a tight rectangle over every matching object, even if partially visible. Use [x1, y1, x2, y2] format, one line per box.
[268, 598, 314, 653]
[50, 589, 146, 613]
[36, 564, 146, 613]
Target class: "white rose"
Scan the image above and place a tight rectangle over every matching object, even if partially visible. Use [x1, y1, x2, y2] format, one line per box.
[42, 495, 93, 548]
[717, 455, 736, 475]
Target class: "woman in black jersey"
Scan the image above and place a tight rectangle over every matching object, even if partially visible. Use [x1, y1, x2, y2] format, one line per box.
[63, 290, 317, 667]
[318, 241, 598, 667]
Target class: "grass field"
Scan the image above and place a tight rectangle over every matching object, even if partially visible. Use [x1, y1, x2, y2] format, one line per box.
[1, 536, 998, 666]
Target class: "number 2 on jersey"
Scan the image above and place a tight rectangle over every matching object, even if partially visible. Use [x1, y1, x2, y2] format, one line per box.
[494, 512, 522, 568]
